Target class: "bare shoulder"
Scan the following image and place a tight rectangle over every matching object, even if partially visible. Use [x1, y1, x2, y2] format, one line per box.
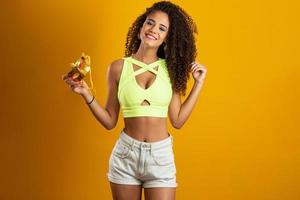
[107, 58, 125, 83]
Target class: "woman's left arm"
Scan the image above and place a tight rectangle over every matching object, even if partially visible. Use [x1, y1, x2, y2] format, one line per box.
[168, 62, 207, 129]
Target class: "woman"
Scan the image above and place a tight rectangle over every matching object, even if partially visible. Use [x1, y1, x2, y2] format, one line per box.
[62, 1, 207, 199]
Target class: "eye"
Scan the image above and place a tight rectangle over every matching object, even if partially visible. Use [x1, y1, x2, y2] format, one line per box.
[146, 21, 153, 25]
[159, 27, 166, 32]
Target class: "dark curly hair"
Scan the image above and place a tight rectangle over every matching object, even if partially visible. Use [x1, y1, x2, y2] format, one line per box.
[125, 1, 198, 96]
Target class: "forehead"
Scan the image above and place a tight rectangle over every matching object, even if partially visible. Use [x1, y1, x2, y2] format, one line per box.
[146, 10, 169, 27]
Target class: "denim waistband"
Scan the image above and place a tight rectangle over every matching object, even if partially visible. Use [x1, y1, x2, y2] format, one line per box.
[119, 129, 173, 151]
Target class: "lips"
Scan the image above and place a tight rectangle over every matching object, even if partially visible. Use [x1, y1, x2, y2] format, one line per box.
[145, 33, 157, 40]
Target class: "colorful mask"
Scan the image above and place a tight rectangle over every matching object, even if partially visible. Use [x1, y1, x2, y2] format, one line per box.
[67, 52, 96, 96]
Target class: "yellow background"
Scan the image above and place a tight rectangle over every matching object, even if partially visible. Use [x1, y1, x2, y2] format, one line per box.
[1, 0, 299, 199]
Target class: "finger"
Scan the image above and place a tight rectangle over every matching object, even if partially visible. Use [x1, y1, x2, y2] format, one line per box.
[192, 68, 198, 74]
[192, 66, 200, 72]
[65, 77, 73, 83]
[65, 79, 73, 84]
[66, 81, 80, 87]
[67, 79, 79, 84]
[190, 64, 197, 72]
[70, 84, 79, 89]
[189, 66, 194, 72]
[192, 66, 203, 74]
[191, 63, 199, 70]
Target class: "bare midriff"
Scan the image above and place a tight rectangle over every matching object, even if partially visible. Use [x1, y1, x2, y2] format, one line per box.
[123, 117, 169, 142]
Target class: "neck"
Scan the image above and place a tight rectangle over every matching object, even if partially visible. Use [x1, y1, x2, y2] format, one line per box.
[132, 43, 159, 64]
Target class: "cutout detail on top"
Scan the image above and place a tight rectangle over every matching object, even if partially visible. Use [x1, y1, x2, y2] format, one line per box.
[141, 99, 151, 106]
[132, 64, 159, 90]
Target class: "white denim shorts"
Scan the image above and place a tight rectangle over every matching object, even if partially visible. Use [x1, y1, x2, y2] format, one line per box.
[107, 129, 177, 188]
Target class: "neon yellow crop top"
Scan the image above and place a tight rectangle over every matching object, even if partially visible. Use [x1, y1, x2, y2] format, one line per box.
[117, 56, 173, 118]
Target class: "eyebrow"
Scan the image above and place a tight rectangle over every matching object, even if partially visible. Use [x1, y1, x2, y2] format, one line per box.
[147, 18, 168, 29]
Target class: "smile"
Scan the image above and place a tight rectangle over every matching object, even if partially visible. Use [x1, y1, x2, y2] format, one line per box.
[145, 33, 157, 40]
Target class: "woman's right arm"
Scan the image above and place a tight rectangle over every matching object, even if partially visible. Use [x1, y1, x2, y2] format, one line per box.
[63, 59, 123, 130]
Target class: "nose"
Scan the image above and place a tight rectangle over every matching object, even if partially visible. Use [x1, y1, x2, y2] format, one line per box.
[149, 25, 159, 35]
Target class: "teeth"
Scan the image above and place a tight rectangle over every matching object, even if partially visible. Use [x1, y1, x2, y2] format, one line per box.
[146, 34, 156, 40]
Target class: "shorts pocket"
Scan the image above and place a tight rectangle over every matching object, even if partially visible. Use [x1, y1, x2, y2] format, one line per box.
[151, 147, 174, 166]
[112, 141, 131, 159]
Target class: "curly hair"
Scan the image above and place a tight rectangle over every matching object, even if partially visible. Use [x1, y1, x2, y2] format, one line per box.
[125, 1, 198, 96]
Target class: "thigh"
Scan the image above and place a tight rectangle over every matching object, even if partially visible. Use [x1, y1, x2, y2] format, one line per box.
[110, 182, 142, 200]
[144, 187, 176, 200]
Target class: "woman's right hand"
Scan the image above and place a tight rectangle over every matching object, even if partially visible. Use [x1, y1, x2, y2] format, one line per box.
[62, 74, 91, 96]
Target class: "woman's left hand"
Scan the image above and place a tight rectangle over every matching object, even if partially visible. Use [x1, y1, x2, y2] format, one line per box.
[190, 61, 207, 84]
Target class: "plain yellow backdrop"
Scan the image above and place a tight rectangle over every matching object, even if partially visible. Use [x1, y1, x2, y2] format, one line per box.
[1, 0, 299, 199]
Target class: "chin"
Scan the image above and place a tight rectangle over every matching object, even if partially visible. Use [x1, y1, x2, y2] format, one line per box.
[142, 39, 161, 48]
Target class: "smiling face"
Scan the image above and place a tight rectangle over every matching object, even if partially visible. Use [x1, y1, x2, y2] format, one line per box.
[139, 10, 169, 48]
